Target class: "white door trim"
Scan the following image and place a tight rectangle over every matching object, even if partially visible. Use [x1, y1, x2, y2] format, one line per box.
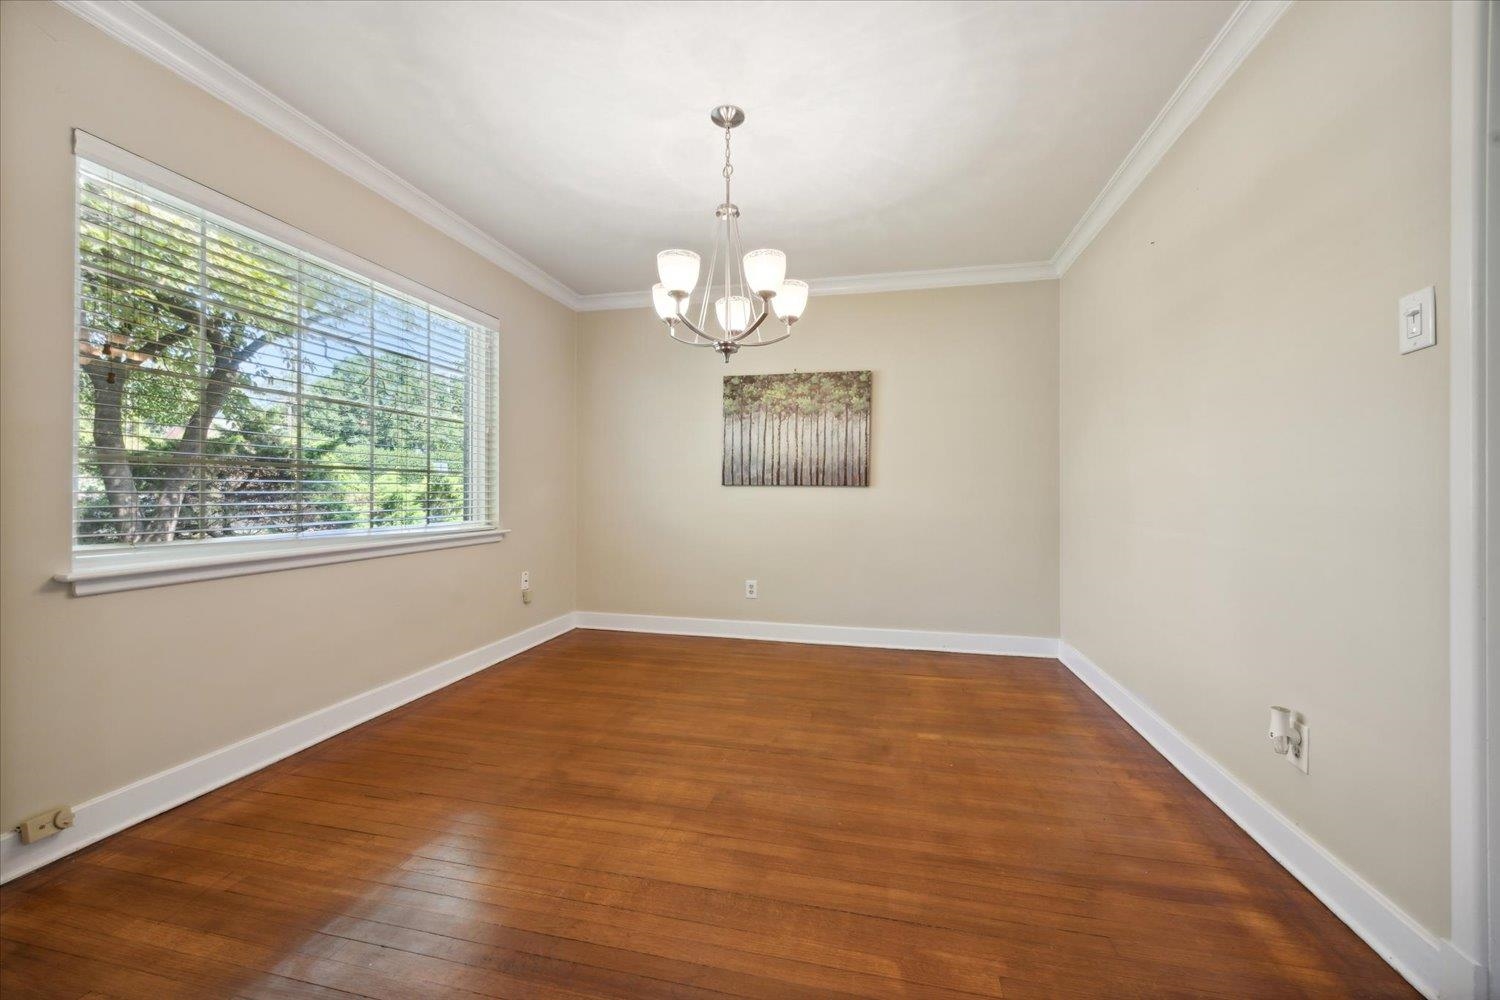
[1450, 2, 1493, 997]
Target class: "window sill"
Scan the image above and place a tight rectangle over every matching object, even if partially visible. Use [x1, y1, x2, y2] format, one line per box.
[56, 528, 510, 596]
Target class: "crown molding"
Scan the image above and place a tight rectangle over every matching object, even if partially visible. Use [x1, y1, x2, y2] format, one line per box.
[574, 289, 653, 313]
[57, 0, 1287, 312]
[573, 0, 1289, 312]
[574, 261, 1059, 313]
[809, 261, 1059, 297]
[55, 0, 585, 310]
[1050, 0, 1293, 275]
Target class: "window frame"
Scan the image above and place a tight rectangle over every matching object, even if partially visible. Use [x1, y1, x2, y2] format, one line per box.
[59, 131, 506, 596]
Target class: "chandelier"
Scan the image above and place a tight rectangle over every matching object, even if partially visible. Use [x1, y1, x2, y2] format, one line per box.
[651, 104, 808, 362]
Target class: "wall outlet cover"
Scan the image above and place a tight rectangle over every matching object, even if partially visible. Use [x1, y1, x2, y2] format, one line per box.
[1290, 722, 1309, 774]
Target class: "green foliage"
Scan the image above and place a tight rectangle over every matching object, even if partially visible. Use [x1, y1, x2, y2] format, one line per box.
[75, 173, 477, 545]
[723, 370, 871, 418]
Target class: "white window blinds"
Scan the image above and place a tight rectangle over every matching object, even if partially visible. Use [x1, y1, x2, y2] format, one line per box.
[73, 141, 499, 560]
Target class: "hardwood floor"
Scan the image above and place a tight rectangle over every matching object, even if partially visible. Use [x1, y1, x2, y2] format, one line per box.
[1, 629, 1417, 998]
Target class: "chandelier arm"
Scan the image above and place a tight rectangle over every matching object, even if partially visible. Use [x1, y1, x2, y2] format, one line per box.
[710, 210, 762, 342]
[720, 217, 733, 331]
[736, 331, 792, 349]
[696, 214, 720, 332]
[668, 326, 716, 347]
[725, 307, 772, 343]
[732, 213, 751, 308]
[728, 213, 741, 305]
[749, 279, 770, 331]
[675, 313, 711, 341]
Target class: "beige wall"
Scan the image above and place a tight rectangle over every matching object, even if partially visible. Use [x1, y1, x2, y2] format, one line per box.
[577, 283, 1059, 637]
[0, 3, 577, 831]
[0, 0, 1460, 947]
[1059, 0, 1450, 934]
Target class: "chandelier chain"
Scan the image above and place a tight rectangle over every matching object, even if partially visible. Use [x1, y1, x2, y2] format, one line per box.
[722, 127, 734, 202]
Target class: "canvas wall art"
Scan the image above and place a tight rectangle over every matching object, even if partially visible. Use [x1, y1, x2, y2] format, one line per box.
[723, 371, 871, 486]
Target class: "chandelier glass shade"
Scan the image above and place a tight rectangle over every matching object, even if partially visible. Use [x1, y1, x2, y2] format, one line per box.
[651, 104, 807, 361]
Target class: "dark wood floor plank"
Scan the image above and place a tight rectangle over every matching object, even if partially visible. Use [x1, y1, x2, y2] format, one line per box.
[1, 630, 1417, 998]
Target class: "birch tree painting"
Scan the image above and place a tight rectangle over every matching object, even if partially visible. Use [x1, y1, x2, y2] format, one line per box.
[722, 371, 871, 486]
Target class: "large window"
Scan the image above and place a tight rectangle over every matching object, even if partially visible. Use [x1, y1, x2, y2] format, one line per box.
[68, 135, 499, 591]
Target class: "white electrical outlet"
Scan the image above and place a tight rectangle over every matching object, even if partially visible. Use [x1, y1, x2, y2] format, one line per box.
[1289, 721, 1309, 774]
[1269, 706, 1309, 774]
[521, 570, 530, 590]
[744, 579, 758, 599]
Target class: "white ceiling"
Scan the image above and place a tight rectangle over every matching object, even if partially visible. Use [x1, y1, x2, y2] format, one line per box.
[134, 0, 1237, 298]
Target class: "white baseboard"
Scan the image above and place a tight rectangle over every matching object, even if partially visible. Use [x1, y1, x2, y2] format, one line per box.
[0, 612, 577, 884]
[1439, 941, 1488, 1000]
[574, 611, 1060, 658]
[571, 616, 1465, 995]
[1058, 642, 1449, 999]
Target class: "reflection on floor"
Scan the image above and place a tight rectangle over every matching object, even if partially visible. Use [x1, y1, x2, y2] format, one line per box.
[0, 628, 1418, 998]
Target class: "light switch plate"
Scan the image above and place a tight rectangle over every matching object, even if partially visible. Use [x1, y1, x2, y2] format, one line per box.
[1397, 286, 1436, 354]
